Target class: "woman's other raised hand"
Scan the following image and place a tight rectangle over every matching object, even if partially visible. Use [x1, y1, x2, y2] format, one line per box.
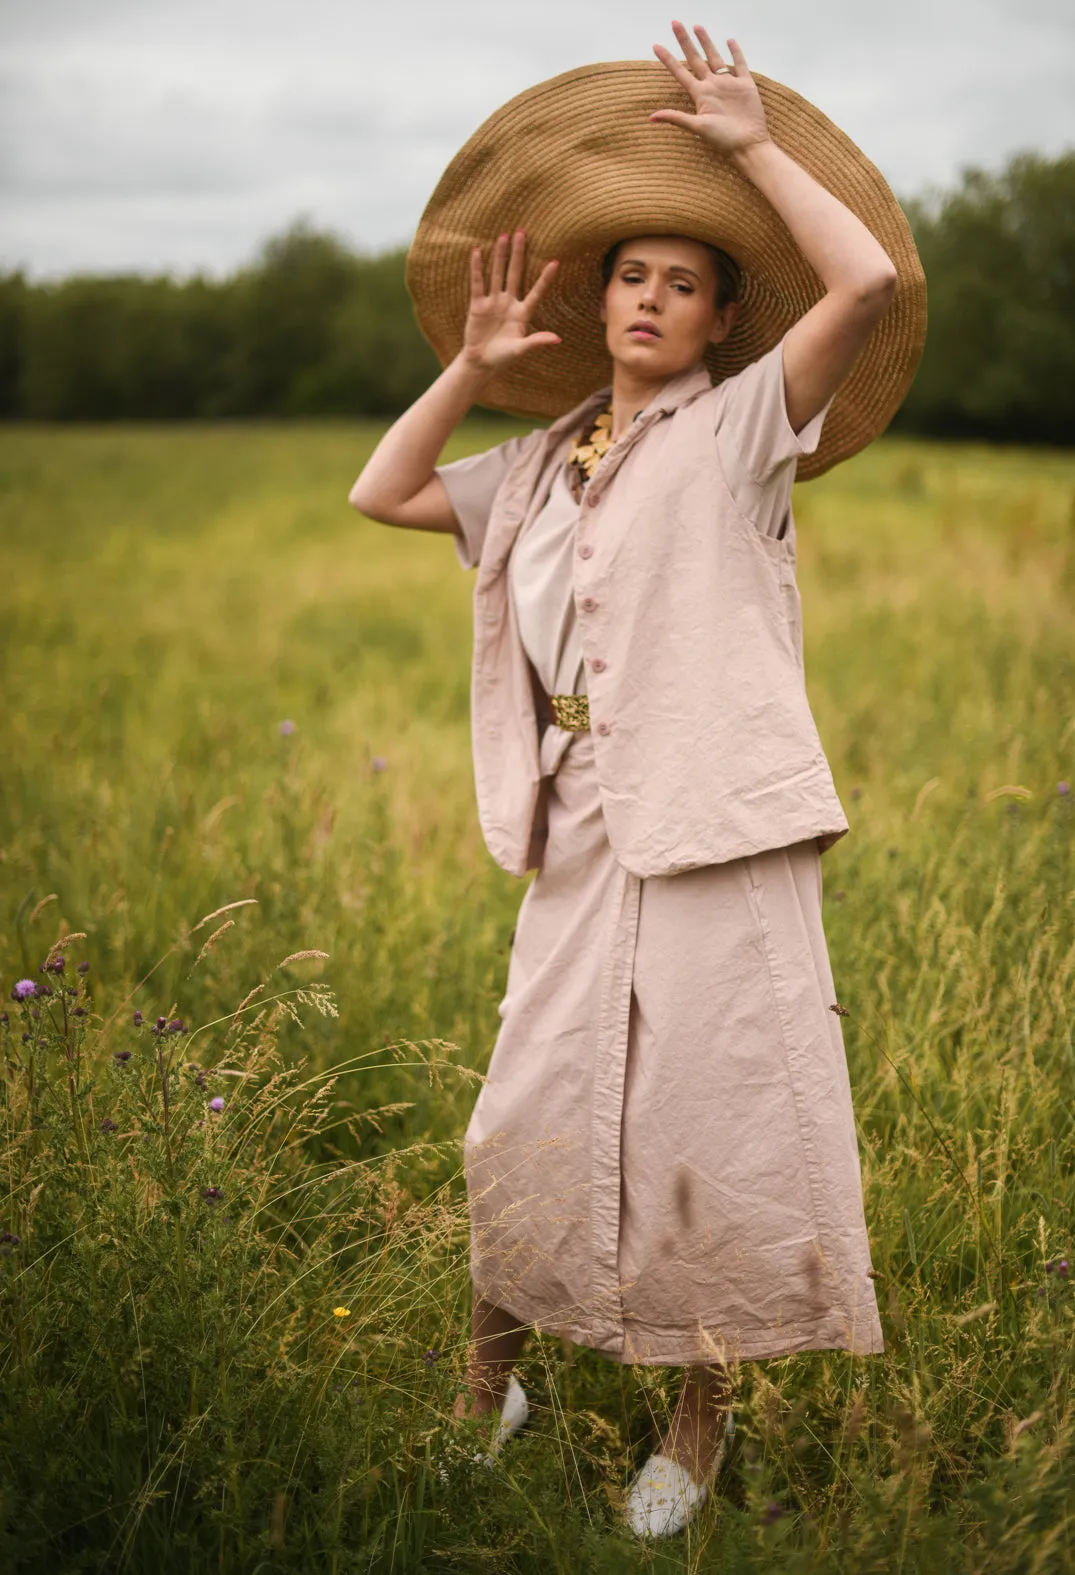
[650, 22, 770, 157]
[462, 230, 561, 374]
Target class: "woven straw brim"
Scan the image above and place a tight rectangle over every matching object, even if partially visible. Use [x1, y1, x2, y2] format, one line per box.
[406, 61, 926, 480]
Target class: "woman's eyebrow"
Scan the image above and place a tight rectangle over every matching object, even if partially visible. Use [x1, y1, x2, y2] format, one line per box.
[618, 257, 702, 282]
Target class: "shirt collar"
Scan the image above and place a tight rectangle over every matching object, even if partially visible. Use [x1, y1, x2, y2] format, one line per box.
[545, 361, 714, 446]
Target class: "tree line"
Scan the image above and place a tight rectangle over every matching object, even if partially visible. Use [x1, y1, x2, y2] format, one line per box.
[0, 149, 1071, 444]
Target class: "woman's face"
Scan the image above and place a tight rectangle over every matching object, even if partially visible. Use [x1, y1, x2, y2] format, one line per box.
[600, 236, 738, 377]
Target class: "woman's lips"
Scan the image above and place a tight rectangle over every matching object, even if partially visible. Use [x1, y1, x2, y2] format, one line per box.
[627, 324, 662, 341]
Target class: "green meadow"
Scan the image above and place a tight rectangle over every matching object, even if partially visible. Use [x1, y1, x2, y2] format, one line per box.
[1, 421, 1073, 1573]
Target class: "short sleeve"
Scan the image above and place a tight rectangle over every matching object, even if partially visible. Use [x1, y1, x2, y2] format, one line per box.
[714, 332, 835, 526]
[435, 435, 530, 570]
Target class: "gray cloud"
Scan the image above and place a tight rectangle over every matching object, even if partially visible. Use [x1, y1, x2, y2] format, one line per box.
[1, 0, 1072, 277]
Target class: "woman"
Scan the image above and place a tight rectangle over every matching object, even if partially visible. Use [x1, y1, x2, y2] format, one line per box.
[351, 24, 924, 1539]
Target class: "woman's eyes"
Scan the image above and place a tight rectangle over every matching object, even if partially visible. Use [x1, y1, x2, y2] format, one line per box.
[619, 272, 693, 294]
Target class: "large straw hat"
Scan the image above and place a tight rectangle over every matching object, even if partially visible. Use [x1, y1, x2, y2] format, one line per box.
[406, 60, 926, 480]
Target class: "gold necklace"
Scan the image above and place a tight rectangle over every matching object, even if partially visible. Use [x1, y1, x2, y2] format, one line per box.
[567, 408, 613, 482]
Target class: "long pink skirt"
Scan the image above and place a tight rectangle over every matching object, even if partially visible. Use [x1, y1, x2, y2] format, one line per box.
[464, 729, 884, 1365]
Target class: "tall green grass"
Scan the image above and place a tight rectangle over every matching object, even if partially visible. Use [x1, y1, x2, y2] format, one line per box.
[0, 421, 1073, 1572]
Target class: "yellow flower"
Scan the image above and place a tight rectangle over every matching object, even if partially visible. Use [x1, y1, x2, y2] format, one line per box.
[332, 1306, 351, 1319]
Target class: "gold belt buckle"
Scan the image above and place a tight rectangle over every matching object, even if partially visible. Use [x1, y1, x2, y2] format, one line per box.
[548, 694, 590, 732]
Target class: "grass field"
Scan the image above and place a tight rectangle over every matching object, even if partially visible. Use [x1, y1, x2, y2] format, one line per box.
[1, 420, 1074, 1573]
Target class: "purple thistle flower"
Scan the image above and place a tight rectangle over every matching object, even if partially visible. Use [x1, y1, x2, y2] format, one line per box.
[1059, 782, 1071, 797]
[201, 1186, 224, 1204]
[155, 1016, 167, 1032]
[73, 1006, 86, 1017]
[133, 1010, 143, 1026]
[36, 983, 53, 998]
[1059, 1259, 1070, 1279]
[50, 955, 65, 973]
[0, 1232, 20, 1247]
[279, 719, 296, 736]
[422, 1348, 442, 1366]
[208, 1096, 225, 1112]
[99, 1117, 118, 1134]
[77, 961, 90, 975]
[114, 1050, 132, 1063]
[13, 980, 36, 1000]
[371, 756, 387, 774]
[167, 1018, 186, 1034]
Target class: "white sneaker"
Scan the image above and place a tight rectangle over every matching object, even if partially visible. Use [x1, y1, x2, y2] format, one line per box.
[439, 1375, 530, 1481]
[625, 1408, 734, 1539]
[480, 1374, 529, 1465]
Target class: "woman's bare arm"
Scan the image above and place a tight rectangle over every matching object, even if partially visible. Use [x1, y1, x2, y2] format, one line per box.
[651, 22, 898, 434]
[349, 232, 561, 531]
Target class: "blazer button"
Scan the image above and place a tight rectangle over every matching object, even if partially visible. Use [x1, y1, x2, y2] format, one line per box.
[578, 543, 594, 559]
[596, 720, 611, 736]
[580, 596, 597, 612]
[591, 657, 607, 673]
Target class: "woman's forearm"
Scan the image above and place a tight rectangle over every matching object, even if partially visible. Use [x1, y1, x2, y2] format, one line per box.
[730, 138, 897, 296]
[349, 352, 492, 514]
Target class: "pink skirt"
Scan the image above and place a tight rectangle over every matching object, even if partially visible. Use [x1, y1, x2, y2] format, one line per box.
[463, 729, 883, 1365]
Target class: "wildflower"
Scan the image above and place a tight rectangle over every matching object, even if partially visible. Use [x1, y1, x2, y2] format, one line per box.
[208, 1096, 225, 1112]
[1059, 1259, 1070, 1279]
[201, 1186, 224, 1205]
[77, 961, 90, 975]
[423, 1348, 442, 1366]
[113, 1050, 132, 1064]
[36, 983, 53, 998]
[167, 1018, 186, 1034]
[762, 1501, 786, 1525]
[73, 1007, 86, 1017]
[155, 1016, 167, 1032]
[279, 719, 296, 736]
[12, 980, 35, 1000]
[133, 1010, 143, 1026]
[371, 756, 387, 773]
[49, 955, 65, 973]
[99, 1117, 118, 1134]
[1059, 782, 1070, 797]
[0, 1012, 8, 1024]
[333, 1306, 352, 1319]
[0, 1232, 20, 1247]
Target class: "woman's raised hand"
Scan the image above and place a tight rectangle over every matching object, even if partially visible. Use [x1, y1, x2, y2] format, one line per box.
[461, 230, 561, 375]
[650, 22, 770, 156]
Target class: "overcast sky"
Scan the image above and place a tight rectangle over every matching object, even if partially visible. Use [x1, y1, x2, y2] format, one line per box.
[2, 0, 1072, 279]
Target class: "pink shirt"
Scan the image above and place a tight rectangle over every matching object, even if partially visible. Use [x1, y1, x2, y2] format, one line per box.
[437, 330, 850, 879]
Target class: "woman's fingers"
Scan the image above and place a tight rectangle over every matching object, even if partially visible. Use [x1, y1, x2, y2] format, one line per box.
[469, 245, 486, 302]
[670, 18, 708, 79]
[505, 229, 526, 298]
[726, 36, 750, 75]
[488, 231, 510, 295]
[520, 330, 562, 353]
[692, 24, 727, 73]
[652, 40, 699, 96]
[522, 256, 559, 312]
[649, 108, 703, 133]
